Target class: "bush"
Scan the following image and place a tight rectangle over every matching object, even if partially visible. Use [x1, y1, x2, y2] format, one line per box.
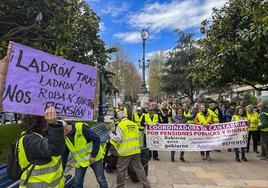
[0, 124, 22, 164]
[0, 124, 22, 150]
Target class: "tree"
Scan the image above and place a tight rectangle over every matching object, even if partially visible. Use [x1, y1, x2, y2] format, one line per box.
[107, 45, 141, 101]
[148, 51, 165, 101]
[191, 0, 268, 91]
[0, 0, 107, 66]
[160, 31, 201, 102]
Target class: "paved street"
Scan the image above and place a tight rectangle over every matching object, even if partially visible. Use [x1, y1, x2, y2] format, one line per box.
[67, 150, 268, 188]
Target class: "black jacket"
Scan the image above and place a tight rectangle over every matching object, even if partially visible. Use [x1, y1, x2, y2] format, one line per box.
[259, 107, 268, 129]
[22, 124, 65, 165]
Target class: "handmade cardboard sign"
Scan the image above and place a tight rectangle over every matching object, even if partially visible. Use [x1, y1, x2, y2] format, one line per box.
[0, 42, 99, 120]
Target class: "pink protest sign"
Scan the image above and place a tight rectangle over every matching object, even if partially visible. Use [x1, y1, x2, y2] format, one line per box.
[0, 42, 98, 120]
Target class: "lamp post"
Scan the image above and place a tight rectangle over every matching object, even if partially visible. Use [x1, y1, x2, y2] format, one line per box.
[139, 29, 150, 94]
[97, 47, 118, 123]
[97, 71, 105, 122]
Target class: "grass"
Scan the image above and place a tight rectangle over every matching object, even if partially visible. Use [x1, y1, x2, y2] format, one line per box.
[0, 124, 23, 165]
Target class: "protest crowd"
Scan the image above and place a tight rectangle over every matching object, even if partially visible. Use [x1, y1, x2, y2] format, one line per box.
[5, 96, 268, 188]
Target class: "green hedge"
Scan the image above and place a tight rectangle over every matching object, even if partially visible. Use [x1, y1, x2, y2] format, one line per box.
[0, 124, 22, 150]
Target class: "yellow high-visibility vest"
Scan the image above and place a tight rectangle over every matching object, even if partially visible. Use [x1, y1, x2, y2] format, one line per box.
[246, 111, 259, 131]
[232, 115, 247, 122]
[134, 112, 145, 130]
[184, 110, 194, 123]
[116, 119, 141, 157]
[208, 108, 220, 123]
[195, 112, 212, 125]
[259, 112, 268, 132]
[65, 122, 104, 168]
[144, 114, 159, 125]
[18, 132, 64, 188]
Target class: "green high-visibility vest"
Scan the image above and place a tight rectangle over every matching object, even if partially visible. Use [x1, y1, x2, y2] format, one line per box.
[18, 132, 64, 188]
[208, 109, 220, 123]
[134, 112, 145, 130]
[259, 112, 268, 132]
[65, 122, 104, 168]
[116, 119, 141, 157]
[246, 112, 259, 131]
[144, 114, 159, 124]
[184, 110, 194, 123]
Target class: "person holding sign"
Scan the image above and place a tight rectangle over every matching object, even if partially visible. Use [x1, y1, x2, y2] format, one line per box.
[62, 121, 108, 188]
[18, 107, 65, 188]
[141, 106, 162, 160]
[195, 104, 213, 161]
[232, 107, 248, 162]
[171, 106, 187, 162]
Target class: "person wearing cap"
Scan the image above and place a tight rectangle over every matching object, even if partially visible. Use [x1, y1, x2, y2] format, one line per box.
[110, 111, 150, 188]
[62, 121, 108, 188]
[195, 104, 213, 161]
[133, 106, 145, 146]
[208, 99, 224, 152]
[207, 99, 223, 124]
[257, 102, 268, 161]
[141, 106, 162, 160]
[246, 104, 260, 153]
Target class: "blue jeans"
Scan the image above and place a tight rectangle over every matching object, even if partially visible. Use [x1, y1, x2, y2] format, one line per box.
[75, 160, 108, 188]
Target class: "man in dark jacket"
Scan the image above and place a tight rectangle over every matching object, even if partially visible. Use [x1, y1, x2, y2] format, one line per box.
[226, 102, 236, 122]
[257, 103, 268, 161]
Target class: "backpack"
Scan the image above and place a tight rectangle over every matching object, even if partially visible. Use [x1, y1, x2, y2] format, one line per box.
[7, 133, 32, 181]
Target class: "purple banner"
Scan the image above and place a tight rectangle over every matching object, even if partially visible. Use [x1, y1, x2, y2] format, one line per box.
[2, 42, 98, 120]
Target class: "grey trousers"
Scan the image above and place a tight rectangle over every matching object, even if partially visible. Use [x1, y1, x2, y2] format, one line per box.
[260, 132, 268, 158]
[117, 154, 150, 188]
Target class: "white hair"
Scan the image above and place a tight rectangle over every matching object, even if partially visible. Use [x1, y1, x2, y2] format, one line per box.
[117, 111, 126, 120]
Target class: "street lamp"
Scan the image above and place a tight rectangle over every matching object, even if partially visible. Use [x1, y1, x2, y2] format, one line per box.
[139, 28, 150, 94]
[97, 47, 118, 122]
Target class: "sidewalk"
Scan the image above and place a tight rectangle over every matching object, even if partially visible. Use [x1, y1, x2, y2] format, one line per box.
[68, 150, 268, 188]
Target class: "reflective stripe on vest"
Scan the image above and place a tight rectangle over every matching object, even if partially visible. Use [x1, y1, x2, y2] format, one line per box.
[117, 119, 141, 156]
[208, 109, 220, 123]
[30, 159, 62, 176]
[18, 132, 64, 188]
[20, 173, 63, 188]
[184, 110, 194, 123]
[65, 122, 104, 168]
[117, 146, 141, 155]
